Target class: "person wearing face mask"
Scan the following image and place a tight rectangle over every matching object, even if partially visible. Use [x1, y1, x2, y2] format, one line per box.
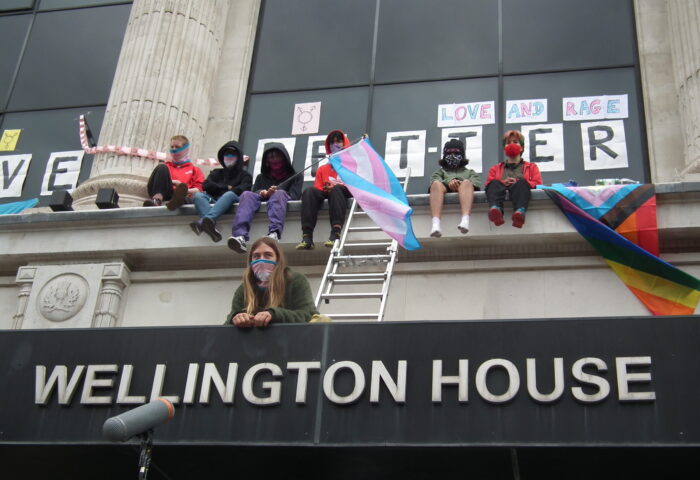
[225, 236, 318, 327]
[428, 139, 482, 237]
[296, 130, 353, 250]
[227, 143, 302, 254]
[189, 141, 252, 242]
[143, 135, 205, 209]
[485, 130, 543, 228]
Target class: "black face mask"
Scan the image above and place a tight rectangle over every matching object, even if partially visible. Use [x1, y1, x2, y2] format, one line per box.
[443, 153, 463, 168]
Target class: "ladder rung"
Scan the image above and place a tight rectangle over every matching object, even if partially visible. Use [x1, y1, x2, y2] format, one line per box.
[348, 226, 382, 232]
[329, 273, 386, 279]
[330, 278, 385, 284]
[334, 254, 391, 262]
[321, 292, 383, 299]
[344, 242, 393, 248]
[324, 313, 381, 320]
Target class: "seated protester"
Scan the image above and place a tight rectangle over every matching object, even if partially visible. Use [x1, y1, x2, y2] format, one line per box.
[429, 139, 482, 237]
[225, 237, 318, 327]
[190, 141, 252, 242]
[485, 129, 543, 228]
[227, 143, 302, 254]
[144, 135, 205, 210]
[296, 130, 353, 250]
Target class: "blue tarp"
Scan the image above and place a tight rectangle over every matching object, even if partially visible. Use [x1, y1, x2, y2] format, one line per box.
[0, 198, 38, 215]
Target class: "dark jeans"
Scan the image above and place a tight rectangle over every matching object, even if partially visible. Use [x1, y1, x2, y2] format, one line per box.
[301, 185, 352, 236]
[485, 179, 531, 211]
[146, 164, 174, 200]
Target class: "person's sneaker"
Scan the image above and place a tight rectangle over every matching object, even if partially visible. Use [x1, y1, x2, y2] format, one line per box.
[324, 229, 341, 248]
[430, 227, 442, 238]
[189, 220, 202, 235]
[267, 231, 280, 241]
[296, 236, 315, 250]
[512, 208, 526, 228]
[166, 183, 188, 210]
[143, 197, 163, 207]
[228, 236, 247, 254]
[488, 206, 505, 226]
[201, 217, 222, 243]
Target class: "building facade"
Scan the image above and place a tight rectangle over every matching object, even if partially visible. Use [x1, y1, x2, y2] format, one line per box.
[0, 1, 699, 477]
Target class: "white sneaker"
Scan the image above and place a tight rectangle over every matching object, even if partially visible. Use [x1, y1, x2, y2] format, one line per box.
[430, 228, 442, 238]
[267, 231, 280, 241]
[458, 223, 469, 234]
[228, 236, 247, 254]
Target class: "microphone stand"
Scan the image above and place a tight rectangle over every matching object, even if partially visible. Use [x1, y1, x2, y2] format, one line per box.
[137, 430, 154, 480]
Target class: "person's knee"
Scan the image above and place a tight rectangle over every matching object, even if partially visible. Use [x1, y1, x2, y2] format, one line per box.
[430, 181, 446, 193]
[459, 180, 474, 192]
[240, 190, 258, 202]
[270, 190, 289, 202]
[220, 190, 237, 201]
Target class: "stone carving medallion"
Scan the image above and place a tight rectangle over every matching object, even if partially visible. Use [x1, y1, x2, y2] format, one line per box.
[37, 274, 89, 322]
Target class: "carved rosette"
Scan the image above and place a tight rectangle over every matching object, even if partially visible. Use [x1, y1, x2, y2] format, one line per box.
[37, 274, 89, 323]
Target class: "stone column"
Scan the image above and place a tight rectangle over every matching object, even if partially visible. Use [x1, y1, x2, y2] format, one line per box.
[72, 0, 230, 207]
[12, 267, 36, 329]
[93, 263, 131, 328]
[667, 0, 700, 178]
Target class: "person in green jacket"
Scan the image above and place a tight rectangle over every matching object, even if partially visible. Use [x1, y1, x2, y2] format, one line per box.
[225, 236, 318, 327]
[429, 139, 482, 237]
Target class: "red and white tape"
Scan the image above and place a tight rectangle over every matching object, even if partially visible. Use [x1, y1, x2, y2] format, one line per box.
[79, 115, 220, 166]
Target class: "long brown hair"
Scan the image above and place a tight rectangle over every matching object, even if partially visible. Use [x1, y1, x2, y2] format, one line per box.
[242, 237, 289, 314]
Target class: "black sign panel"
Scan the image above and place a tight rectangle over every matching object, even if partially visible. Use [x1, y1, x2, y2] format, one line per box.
[2, 317, 700, 446]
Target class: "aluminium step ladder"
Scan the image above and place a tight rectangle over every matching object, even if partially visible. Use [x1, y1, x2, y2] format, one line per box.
[314, 171, 411, 321]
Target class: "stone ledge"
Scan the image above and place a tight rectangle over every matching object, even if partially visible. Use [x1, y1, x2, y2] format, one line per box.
[2, 182, 699, 227]
[1, 182, 699, 275]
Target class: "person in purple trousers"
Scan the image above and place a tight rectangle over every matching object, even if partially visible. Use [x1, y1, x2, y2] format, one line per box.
[228, 143, 302, 254]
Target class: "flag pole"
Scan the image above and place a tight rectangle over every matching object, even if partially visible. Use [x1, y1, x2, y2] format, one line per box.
[272, 134, 368, 190]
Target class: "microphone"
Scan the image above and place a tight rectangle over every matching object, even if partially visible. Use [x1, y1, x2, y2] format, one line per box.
[102, 398, 174, 442]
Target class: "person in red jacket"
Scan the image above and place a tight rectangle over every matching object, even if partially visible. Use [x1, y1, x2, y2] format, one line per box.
[143, 135, 205, 210]
[296, 130, 353, 249]
[485, 130, 543, 228]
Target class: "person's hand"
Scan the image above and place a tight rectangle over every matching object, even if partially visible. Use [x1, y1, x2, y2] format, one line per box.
[448, 179, 461, 192]
[268, 185, 278, 194]
[187, 188, 198, 198]
[253, 311, 272, 327]
[259, 189, 269, 199]
[504, 177, 517, 187]
[323, 182, 333, 193]
[172, 179, 182, 186]
[232, 312, 253, 327]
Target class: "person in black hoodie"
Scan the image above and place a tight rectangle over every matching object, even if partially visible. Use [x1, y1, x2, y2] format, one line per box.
[190, 141, 252, 242]
[228, 143, 302, 254]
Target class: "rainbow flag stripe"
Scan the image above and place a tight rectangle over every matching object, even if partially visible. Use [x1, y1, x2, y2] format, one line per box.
[543, 188, 700, 316]
[330, 138, 421, 251]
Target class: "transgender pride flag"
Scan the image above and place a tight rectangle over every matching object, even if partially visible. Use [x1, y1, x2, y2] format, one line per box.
[330, 138, 421, 250]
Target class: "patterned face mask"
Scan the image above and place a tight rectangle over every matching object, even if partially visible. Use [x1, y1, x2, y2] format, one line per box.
[170, 143, 191, 164]
[443, 153, 464, 168]
[251, 259, 277, 287]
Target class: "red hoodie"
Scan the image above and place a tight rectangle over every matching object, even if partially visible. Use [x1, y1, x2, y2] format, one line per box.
[485, 161, 542, 189]
[165, 161, 205, 192]
[313, 130, 351, 192]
